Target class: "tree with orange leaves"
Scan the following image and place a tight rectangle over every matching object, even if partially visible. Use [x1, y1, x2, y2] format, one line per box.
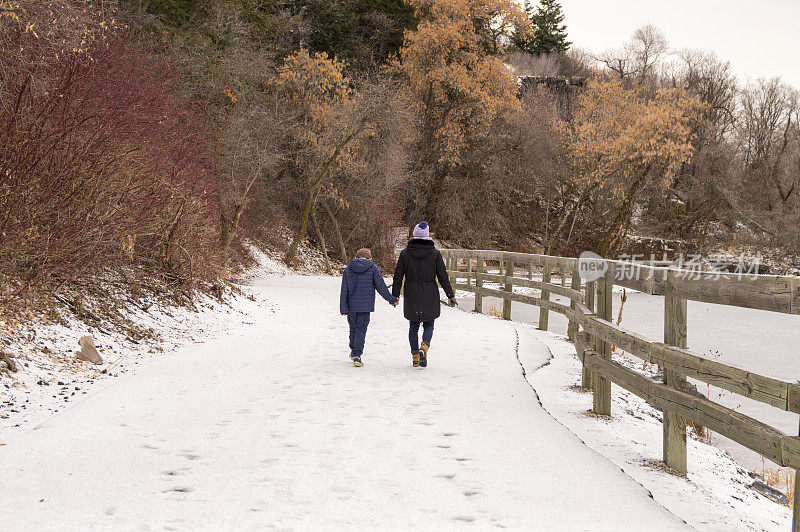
[277, 50, 407, 267]
[552, 77, 705, 255]
[396, 0, 531, 229]
[274, 49, 360, 266]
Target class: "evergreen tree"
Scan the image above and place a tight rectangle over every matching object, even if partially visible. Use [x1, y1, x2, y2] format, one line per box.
[512, 0, 571, 56]
[297, 0, 419, 71]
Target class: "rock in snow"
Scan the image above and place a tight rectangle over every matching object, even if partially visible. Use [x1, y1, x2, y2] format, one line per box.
[77, 336, 103, 365]
[750, 479, 791, 506]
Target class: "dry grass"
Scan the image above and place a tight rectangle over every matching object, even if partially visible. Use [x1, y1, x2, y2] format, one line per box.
[487, 304, 503, 318]
[687, 419, 710, 444]
[642, 459, 685, 477]
[568, 384, 592, 394]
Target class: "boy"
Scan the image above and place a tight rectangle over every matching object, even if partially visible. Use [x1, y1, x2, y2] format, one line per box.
[340, 248, 398, 367]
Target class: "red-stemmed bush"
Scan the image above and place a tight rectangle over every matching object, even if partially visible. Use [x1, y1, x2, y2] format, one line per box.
[0, 12, 221, 304]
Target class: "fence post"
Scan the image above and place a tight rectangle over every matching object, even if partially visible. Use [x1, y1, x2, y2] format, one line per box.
[467, 256, 473, 287]
[582, 280, 595, 389]
[593, 280, 612, 416]
[502, 261, 513, 320]
[567, 268, 581, 341]
[539, 266, 551, 331]
[475, 257, 484, 314]
[663, 293, 688, 475]
[794, 461, 799, 532]
[527, 262, 533, 280]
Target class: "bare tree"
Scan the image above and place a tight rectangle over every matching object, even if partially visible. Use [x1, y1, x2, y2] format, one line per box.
[641, 49, 740, 241]
[596, 24, 669, 86]
[506, 51, 561, 77]
[739, 77, 799, 208]
[671, 49, 738, 137]
[216, 105, 287, 269]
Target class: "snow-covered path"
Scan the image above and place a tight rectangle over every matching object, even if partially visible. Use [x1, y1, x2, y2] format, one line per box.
[0, 276, 687, 530]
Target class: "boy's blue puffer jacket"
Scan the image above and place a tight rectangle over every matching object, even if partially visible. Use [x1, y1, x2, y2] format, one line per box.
[340, 258, 396, 314]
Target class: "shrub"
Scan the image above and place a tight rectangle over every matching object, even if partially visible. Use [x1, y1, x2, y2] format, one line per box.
[0, 9, 221, 305]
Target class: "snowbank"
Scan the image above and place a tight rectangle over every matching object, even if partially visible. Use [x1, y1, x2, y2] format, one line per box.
[519, 327, 793, 531]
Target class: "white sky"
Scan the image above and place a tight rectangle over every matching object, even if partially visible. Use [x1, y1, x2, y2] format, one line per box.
[559, 0, 800, 89]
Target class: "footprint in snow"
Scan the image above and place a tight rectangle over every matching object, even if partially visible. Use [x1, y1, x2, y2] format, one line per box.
[161, 468, 190, 477]
[163, 486, 194, 493]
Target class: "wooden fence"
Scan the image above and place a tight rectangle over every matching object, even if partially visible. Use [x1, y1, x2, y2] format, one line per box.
[439, 248, 800, 531]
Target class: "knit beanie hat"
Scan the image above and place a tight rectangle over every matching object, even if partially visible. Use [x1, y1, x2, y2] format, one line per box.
[413, 221, 432, 240]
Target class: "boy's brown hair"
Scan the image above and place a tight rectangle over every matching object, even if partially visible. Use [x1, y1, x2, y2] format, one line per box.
[355, 248, 372, 259]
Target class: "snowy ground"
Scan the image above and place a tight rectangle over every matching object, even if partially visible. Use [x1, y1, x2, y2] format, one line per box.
[520, 328, 793, 531]
[0, 244, 322, 439]
[1, 274, 687, 530]
[457, 275, 800, 471]
[0, 285, 268, 440]
[0, 268, 792, 530]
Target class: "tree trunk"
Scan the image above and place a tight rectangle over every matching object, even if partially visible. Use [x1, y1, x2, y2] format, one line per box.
[598, 176, 646, 257]
[220, 205, 243, 270]
[311, 203, 331, 273]
[545, 184, 596, 255]
[285, 188, 315, 266]
[321, 198, 347, 263]
[162, 202, 185, 264]
[285, 117, 367, 266]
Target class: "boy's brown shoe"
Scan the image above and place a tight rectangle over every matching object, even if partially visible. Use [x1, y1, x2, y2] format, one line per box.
[412, 350, 421, 367]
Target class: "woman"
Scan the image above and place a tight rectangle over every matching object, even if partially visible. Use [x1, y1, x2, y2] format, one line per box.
[391, 221, 456, 368]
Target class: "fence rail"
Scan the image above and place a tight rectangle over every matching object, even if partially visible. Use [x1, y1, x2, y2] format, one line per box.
[440, 248, 800, 531]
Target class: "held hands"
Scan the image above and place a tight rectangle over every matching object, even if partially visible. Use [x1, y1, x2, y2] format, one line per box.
[392, 298, 399, 307]
[448, 297, 458, 308]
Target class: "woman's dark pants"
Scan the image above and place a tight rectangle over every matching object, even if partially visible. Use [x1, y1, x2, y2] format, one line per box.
[409, 320, 435, 352]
